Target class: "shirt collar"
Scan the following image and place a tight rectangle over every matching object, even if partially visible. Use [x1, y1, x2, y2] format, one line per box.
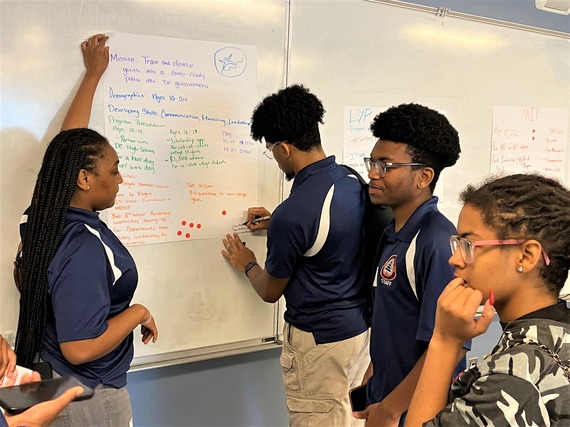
[385, 196, 440, 243]
[67, 207, 101, 225]
[290, 156, 336, 193]
[501, 301, 570, 329]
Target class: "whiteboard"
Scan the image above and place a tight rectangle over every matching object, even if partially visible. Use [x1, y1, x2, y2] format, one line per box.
[2, 0, 569, 370]
[287, 0, 570, 297]
[0, 0, 287, 369]
[288, 0, 570, 225]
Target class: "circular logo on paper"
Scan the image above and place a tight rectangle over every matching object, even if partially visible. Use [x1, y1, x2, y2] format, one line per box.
[214, 47, 247, 77]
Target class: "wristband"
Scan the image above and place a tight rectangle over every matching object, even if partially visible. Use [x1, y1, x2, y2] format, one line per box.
[243, 262, 258, 278]
[142, 314, 153, 325]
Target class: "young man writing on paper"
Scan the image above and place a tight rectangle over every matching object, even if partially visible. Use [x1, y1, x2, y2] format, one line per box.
[221, 84, 371, 426]
[353, 104, 469, 427]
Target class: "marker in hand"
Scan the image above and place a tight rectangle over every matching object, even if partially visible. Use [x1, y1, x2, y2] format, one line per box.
[241, 215, 271, 226]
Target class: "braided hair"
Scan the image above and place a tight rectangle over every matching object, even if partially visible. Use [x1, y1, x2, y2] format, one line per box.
[15, 128, 109, 368]
[460, 173, 570, 296]
[250, 84, 325, 151]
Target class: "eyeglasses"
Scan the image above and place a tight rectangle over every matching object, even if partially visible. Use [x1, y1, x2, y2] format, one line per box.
[263, 142, 283, 160]
[363, 157, 426, 177]
[450, 235, 551, 265]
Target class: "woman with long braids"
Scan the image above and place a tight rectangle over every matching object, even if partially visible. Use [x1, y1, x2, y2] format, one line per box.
[14, 34, 158, 426]
[405, 173, 570, 426]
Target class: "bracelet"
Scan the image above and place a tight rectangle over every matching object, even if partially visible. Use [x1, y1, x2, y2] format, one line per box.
[243, 262, 259, 278]
[142, 314, 153, 325]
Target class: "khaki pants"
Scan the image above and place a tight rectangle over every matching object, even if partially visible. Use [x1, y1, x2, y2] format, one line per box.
[280, 322, 370, 427]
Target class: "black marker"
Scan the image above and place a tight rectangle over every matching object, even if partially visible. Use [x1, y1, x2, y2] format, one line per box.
[241, 215, 271, 226]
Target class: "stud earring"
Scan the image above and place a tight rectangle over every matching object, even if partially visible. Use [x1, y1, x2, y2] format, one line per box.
[517, 266, 523, 273]
[87, 185, 90, 191]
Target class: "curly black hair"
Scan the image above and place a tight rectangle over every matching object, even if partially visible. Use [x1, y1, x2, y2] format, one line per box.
[370, 103, 460, 191]
[460, 173, 570, 296]
[250, 84, 325, 151]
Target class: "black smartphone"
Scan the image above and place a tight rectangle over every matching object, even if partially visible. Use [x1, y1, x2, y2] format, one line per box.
[349, 384, 367, 412]
[0, 376, 93, 414]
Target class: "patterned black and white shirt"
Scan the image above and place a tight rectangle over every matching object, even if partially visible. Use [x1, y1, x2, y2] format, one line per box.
[426, 302, 570, 426]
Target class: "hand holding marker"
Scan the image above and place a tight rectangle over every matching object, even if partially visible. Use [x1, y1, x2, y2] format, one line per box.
[241, 215, 271, 226]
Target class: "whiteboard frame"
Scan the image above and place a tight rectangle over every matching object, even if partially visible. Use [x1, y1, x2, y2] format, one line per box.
[365, 0, 570, 39]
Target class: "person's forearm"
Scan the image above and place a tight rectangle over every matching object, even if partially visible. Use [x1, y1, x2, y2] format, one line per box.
[374, 352, 427, 421]
[61, 73, 103, 131]
[247, 266, 286, 303]
[405, 339, 463, 427]
[60, 304, 148, 365]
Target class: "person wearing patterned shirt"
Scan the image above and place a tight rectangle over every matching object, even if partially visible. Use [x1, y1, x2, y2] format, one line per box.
[406, 173, 570, 426]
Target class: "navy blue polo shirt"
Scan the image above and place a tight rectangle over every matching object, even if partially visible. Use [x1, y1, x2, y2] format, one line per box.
[265, 156, 368, 344]
[20, 207, 137, 388]
[367, 197, 469, 406]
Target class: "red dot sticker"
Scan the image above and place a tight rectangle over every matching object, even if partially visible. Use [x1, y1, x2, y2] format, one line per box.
[222, 210, 227, 216]
[177, 218, 202, 236]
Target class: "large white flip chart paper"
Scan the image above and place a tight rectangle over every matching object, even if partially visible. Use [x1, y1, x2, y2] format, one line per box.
[491, 106, 568, 182]
[103, 33, 258, 246]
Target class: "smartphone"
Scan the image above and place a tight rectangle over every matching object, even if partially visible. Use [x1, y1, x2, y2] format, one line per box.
[0, 376, 93, 414]
[349, 384, 368, 412]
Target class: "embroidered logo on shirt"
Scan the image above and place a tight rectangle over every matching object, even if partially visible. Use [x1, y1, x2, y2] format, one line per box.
[380, 255, 397, 286]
